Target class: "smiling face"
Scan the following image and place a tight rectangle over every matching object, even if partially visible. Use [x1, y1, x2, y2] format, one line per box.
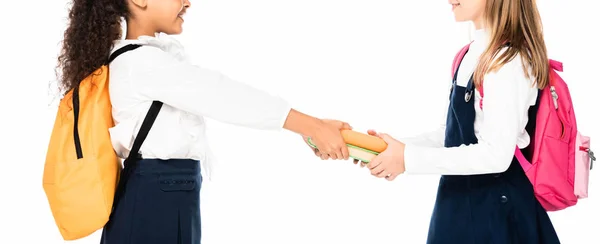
[449, 0, 486, 25]
[152, 0, 190, 34]
[139, 0, 190, 35]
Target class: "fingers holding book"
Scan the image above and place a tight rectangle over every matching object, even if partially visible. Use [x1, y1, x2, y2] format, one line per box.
[305, 128, 407, 181]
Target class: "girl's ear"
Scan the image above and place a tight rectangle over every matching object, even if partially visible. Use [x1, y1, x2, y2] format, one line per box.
[130, 0, 148, 8]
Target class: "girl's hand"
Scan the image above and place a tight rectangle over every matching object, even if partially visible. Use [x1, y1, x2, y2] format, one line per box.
[309, 119, 352, 160]
[365, 129, 406, 181]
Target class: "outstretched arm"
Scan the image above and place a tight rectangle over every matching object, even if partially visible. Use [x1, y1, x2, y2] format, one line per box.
[365, 57, 537, 178]
[130, 47, 351, 158]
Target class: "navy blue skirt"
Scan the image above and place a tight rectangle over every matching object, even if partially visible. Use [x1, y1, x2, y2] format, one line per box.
[100, 159, 202, 244]
[426, 158, 560, 244]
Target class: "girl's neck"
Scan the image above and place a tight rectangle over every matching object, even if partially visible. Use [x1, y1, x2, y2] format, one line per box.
[472, 15, 485, 30]
[125, 19, 156, 40]
[471, 18, 489, 48]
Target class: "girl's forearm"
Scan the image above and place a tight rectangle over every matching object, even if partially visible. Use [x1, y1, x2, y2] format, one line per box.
[282, 109, 323, 138]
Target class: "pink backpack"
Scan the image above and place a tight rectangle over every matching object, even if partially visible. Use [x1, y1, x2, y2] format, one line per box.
[452, 43, 596, 211]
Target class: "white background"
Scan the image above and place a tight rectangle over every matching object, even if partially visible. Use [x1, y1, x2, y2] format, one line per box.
[1, 0, 599, 243]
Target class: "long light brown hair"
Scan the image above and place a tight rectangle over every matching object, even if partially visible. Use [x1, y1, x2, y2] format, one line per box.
[474, 0, 549, 89]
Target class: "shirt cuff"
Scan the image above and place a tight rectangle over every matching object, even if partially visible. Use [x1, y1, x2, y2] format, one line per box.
[277, 103, 292, 131]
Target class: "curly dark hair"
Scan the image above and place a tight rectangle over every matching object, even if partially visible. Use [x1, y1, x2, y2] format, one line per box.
[56, 0, 129, 95]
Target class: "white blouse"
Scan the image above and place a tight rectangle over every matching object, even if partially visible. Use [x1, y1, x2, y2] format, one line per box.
[402, 29, 539, 175]
[108, 33, 291, 180]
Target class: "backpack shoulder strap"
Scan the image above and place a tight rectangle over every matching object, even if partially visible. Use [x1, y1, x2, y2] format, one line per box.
[72, 44, 146, 159]
[451, 43, 472, 81]
[126, 101, 163, 161]
[106, 44, 163, 161]
[108, 44, 143, 64]
[73, 44, 161, 162]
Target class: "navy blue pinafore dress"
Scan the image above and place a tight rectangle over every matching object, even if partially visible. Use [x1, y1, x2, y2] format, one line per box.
[100, 44, 203, 244]
[425, 57, 561, 244]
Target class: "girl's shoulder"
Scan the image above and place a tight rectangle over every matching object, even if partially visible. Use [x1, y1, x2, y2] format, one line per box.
[484, 47, 537, 96]
[111, 33, 190, 65]
[490, 46, 530, 79]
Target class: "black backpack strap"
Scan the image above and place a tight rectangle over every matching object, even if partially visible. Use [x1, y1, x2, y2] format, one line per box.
[108, 45, 164, 161]
[72, 44, 158, 160]
[108, 44, 164, 161]
[125, 101, 163, 161]
[108, 44, 142, 64]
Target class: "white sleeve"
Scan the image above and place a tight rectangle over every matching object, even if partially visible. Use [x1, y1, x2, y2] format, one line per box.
[399, 126, 446, 148]
[131, 47, 291, 131]
[403, 57, 536, 175]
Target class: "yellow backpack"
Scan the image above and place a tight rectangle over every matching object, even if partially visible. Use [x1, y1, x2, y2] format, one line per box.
[43, 44, 150, 240]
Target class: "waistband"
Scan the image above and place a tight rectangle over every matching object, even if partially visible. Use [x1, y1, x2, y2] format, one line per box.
[440, 158, 529, 187]
[124, 158, 201, 175]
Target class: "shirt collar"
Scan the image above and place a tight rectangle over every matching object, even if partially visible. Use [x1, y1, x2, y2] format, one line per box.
[113, 32, 189, 62]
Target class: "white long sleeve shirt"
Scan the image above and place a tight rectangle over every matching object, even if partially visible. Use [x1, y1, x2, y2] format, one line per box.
[402, 29, 539, 175]
[108, 33, 291, 180]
